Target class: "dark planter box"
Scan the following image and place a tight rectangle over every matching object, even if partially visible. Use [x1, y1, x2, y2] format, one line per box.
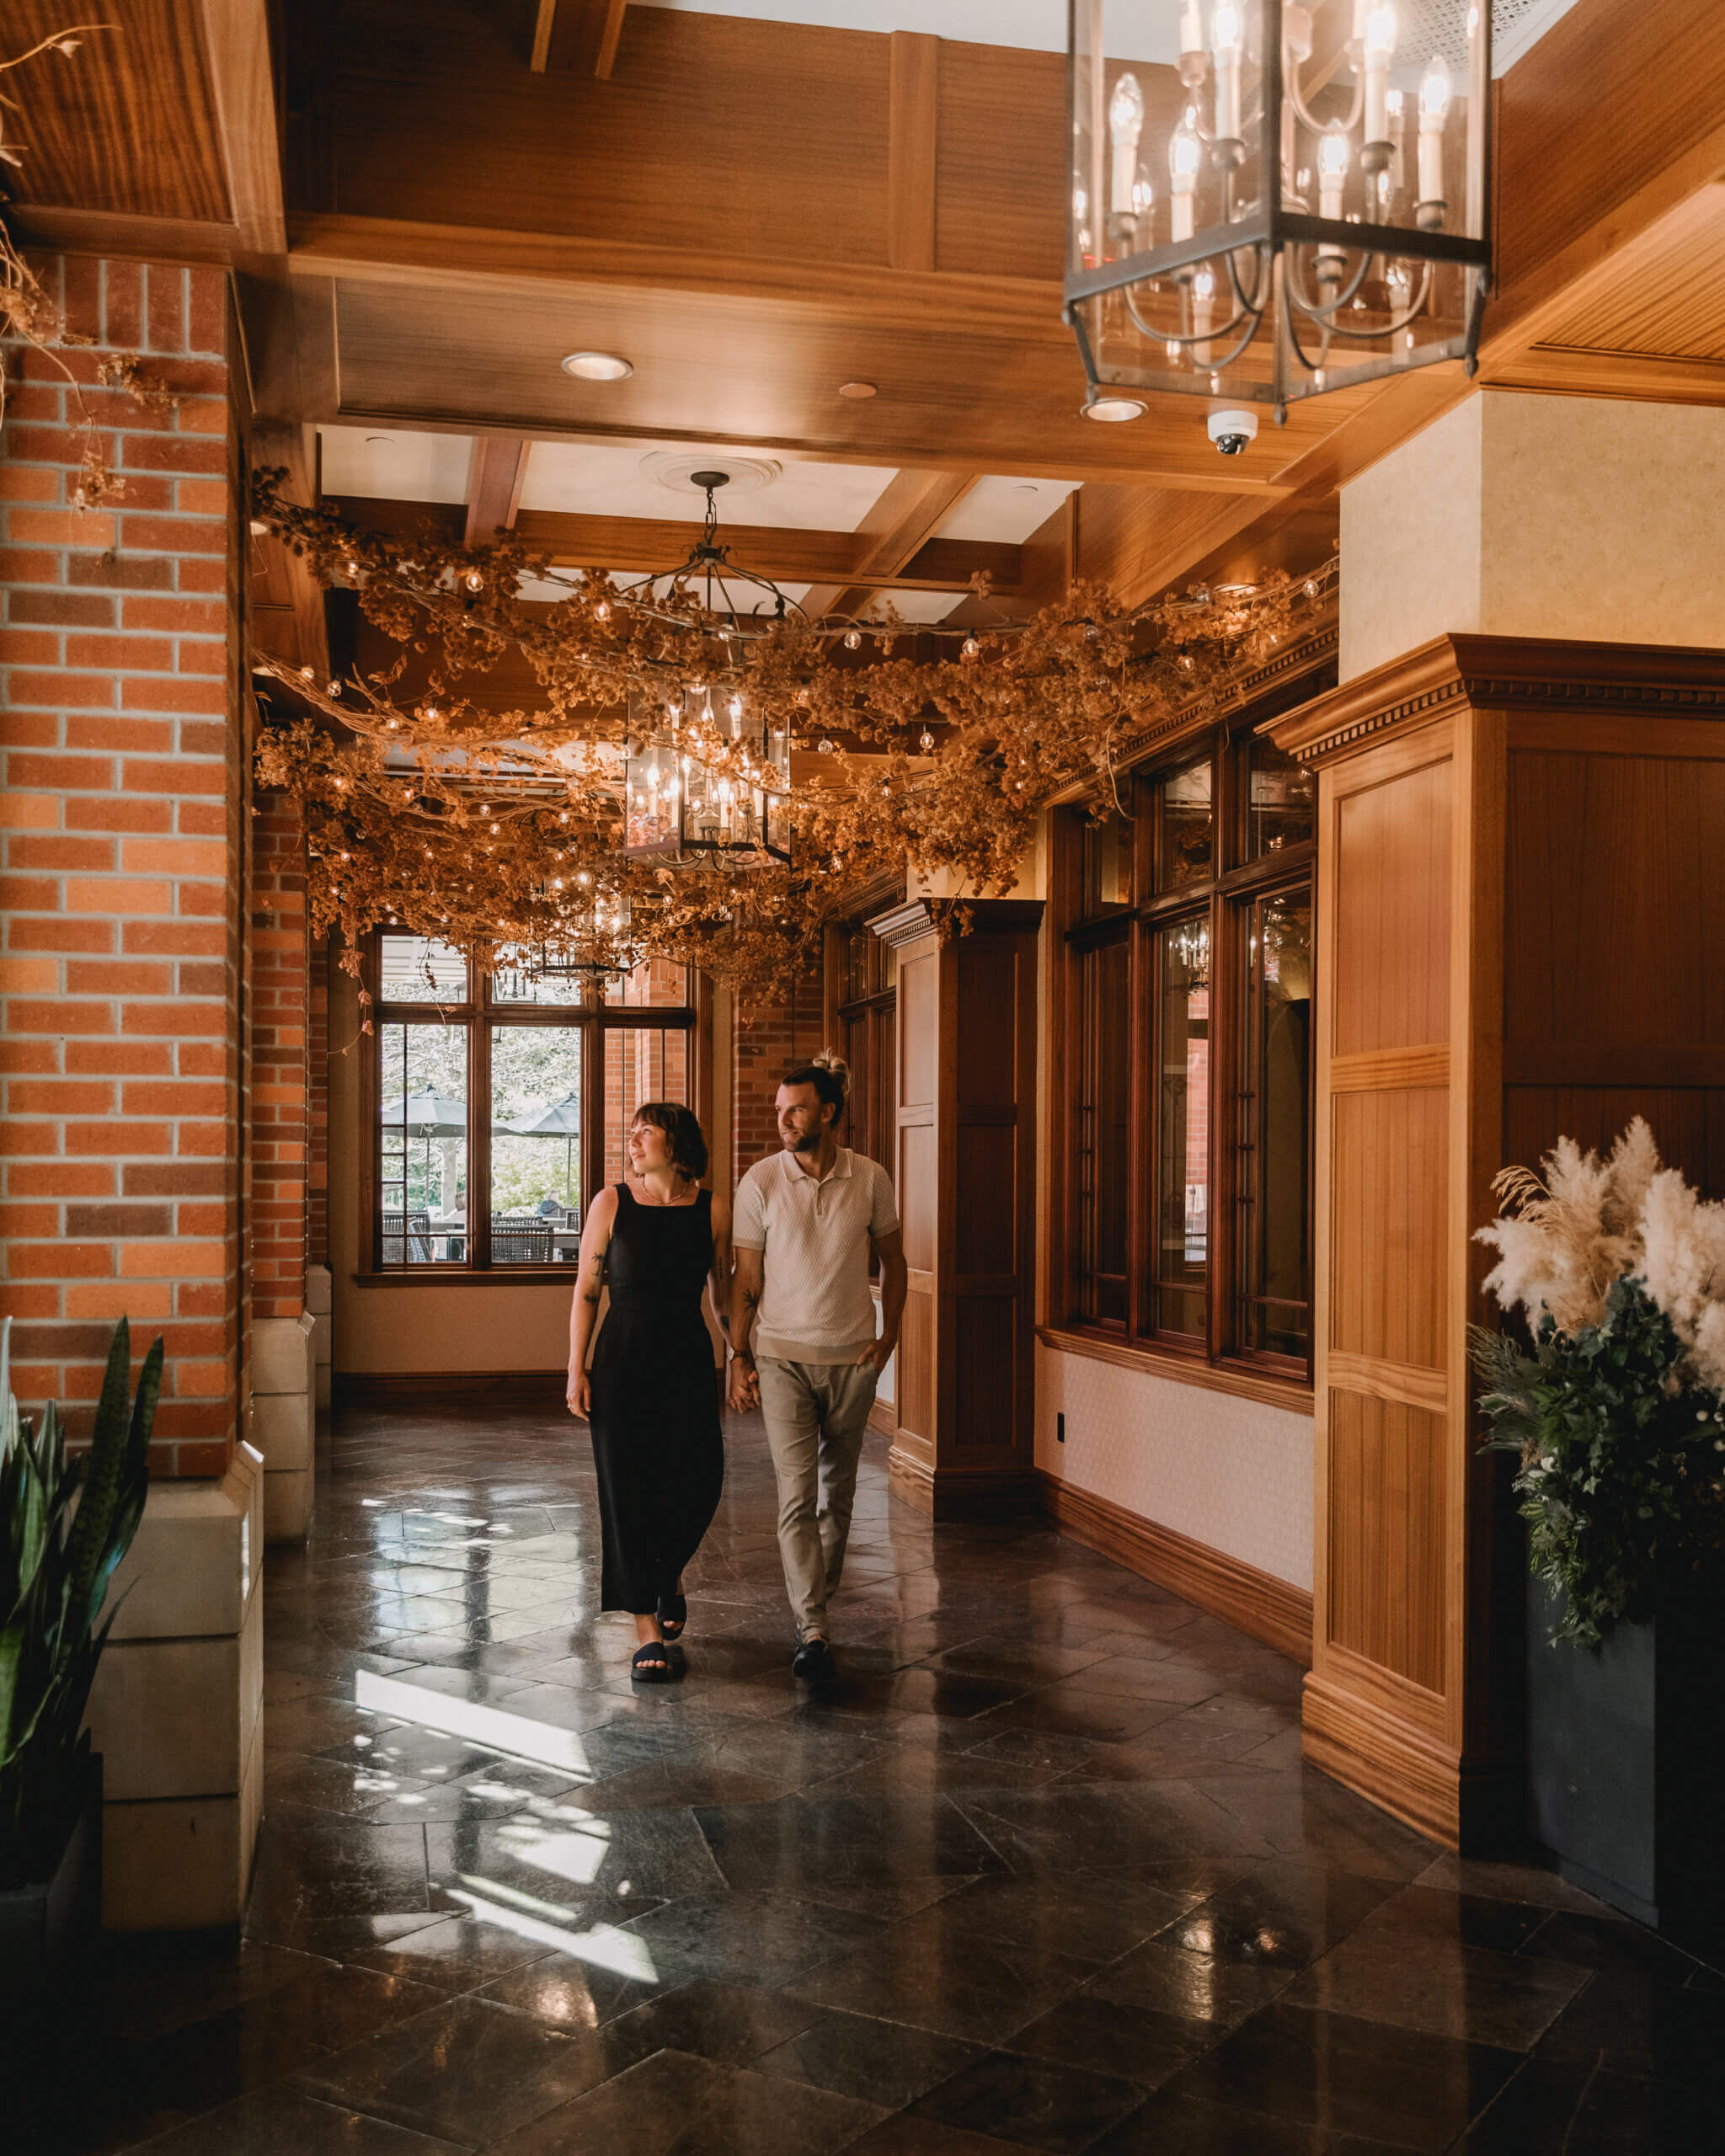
[0, 1755, 103, 2001]
[1527, 1577, 1724, 1946]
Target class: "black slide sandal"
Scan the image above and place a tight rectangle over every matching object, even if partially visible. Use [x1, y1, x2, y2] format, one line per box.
[658, 1591, 687, 1642]
[631, 1640, 673, 1683]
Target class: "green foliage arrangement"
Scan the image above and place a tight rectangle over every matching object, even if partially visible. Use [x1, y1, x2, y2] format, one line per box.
[0, 1316, 161, 1887]
[1471, 1282, 1725, 1649]
[1472, 1119, 1725, 1649]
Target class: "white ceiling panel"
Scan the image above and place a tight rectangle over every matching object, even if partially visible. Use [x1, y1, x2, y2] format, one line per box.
[854, 589, 961, 627]
[634, 0, 1081, 54]
[519, 440, 898, 533]
[937, 475, 1079, 546]
[318, 425, 473, 504]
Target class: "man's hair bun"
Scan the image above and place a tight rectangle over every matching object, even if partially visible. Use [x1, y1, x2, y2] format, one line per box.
[782, 1050, 850, 1118]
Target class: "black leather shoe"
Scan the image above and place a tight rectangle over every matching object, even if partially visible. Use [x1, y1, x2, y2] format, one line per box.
[793, 1637, 836, 1683]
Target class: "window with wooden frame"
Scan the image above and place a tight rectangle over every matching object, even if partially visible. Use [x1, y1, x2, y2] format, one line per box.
[1053, 721, 1316, 1381]
[834, 910, 898, 1178]
[365, 936, 701, 1275]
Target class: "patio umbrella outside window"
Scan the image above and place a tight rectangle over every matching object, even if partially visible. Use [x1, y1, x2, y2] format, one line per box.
[503, 1091, 582, 1209]
[379, 1087, 467, 1214]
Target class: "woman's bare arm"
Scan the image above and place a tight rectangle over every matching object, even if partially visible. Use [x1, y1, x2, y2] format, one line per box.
[707, 1189, 732, 1334]
[567, 1185, 619, 1413]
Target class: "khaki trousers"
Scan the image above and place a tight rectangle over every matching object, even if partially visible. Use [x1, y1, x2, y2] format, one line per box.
[755, 1358, 879, 1641]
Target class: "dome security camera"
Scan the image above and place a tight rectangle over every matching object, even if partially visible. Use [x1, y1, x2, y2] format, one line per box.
[1207, 407, 1259, 456]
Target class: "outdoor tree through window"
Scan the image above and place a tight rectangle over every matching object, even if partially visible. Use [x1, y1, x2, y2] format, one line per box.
[371, 937, 698, 1273]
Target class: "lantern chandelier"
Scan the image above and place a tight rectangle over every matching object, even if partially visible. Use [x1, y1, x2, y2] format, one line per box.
[1065, 0, 1493, 418]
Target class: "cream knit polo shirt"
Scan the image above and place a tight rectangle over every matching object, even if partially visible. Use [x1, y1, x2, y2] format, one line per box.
[732, 1146, 900, 1364]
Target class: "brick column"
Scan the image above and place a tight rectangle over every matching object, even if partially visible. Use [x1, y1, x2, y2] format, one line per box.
[1, 255, 241, 1470]
[1, 253, 262, 1929]
[731, 959, 824, 1186]
[248, 787, 315, 1539]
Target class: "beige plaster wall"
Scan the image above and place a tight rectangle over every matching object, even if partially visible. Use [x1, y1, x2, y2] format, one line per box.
[1342, 391, 1725, 679]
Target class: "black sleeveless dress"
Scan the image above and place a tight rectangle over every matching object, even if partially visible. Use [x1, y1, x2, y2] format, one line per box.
[588, 1182, 725, 1614]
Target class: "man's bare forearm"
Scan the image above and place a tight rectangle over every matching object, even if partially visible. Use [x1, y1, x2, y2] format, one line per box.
[878, 1251, 907, 1349]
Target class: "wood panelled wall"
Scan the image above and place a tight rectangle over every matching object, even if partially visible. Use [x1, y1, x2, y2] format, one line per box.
[875, 899, 1041, 1518]
[1274, 636, 1725, 1849]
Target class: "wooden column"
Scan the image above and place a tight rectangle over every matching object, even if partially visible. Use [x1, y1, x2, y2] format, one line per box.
[1273, 634, 1725, 1850]
[873, 898, 1044, 1519]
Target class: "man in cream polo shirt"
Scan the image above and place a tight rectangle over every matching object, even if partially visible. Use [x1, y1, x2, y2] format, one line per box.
[729, 1052, 907, 1680]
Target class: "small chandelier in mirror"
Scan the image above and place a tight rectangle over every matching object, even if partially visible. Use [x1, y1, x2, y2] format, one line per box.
[510, 892, 638, 995]
[1065, 0, 1492, 417]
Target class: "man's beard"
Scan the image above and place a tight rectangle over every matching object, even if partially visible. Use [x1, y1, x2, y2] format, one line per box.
[785, 1129, 821, 1154]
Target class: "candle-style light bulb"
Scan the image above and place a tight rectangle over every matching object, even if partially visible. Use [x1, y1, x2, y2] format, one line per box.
[1212, 3, 1244, 145]
[1180, 0, 1203, 56]
[1364, 2, 1397, 145]
[1418, 54, 1450, 222]
[1169, 110, 1202, 241]
[1318, 125, 1350, 221]
[1192, 263, 1216, 341]
[1108, 72, 1145, 215]
[1385, 87, 1406, 195]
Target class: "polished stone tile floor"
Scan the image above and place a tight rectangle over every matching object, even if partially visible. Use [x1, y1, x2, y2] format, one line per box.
[10, 1402, 1722, 2153]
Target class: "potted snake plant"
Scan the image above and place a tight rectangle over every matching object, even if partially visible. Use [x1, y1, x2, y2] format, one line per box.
[1471, 1119, 1725, 1946]
[0, 1315, 160, 1993]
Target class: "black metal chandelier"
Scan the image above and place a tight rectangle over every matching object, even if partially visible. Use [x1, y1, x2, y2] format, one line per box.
[619, 471, 793, 867]
[1064, 0, 1493, 419]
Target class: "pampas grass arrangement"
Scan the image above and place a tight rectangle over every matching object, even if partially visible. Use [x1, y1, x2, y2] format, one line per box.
[1471, 1119, 1725, 1646]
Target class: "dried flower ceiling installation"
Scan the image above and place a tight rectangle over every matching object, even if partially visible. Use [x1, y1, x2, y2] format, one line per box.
[251, 470, 1332, 995]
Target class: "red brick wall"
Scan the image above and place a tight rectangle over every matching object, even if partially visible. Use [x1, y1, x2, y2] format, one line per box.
[732, 960, 825, 1188]
[0, 255, 242, 1472]
[309, 938, 329, 1267]
[250, 791, 309, 1319]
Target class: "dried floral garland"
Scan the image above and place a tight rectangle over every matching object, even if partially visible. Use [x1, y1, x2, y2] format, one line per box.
[251, 469, 1331, 995]
[1, 27, 179, 499]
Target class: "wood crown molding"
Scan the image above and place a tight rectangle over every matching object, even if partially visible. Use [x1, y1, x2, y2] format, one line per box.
[1039, 1470, 1314, 1667]
[866, 895, 1044, 949]
[868, 899, 939, 950]
[1270, 632, 1725, 768]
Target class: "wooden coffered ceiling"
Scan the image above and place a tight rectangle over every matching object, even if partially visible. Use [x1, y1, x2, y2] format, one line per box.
[8, 0, 1725, 675]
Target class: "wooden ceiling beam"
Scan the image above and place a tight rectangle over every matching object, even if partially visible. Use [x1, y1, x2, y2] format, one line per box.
[197, 0, 287, 256]
[532, 0, 630, 78]
[799, 468, 978, 622]
[464, 436, 532, 546]
[330, 496, 1021, 593]
[250, 419, 329, 681]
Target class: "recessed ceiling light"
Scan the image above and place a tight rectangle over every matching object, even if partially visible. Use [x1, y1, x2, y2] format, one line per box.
[1012, 483, 1040, 494]
[561, 351, 633, 382]
[1082, 392, 1147, 423]
[837, 380, 878, 400]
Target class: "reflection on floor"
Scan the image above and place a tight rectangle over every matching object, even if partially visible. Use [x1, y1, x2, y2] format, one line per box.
[10, 1402, 1720, 2153]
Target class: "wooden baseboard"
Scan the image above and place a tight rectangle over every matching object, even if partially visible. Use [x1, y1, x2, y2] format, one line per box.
[868, 1395, 896, 1438]
[1039, 1469, 1313, 1666]
[334, 1370, 568, 1409]
[888, 1446, 1039, 1521]
[1301, 1672, 1521, 1854]
[1301, 1671, 1462, 1846]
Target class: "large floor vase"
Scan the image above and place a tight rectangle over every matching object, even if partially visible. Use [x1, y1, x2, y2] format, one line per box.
[1527, 1573, 1722, 1946]
[0, 1754, 103, 2002]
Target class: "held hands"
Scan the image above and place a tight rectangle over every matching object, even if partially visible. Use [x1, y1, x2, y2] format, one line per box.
[727, 1352, 760, 1414]
[567, 1370, 591, 1420]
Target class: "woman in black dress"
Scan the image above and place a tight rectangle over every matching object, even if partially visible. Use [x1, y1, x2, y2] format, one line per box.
[567, 1103, 729, 1681]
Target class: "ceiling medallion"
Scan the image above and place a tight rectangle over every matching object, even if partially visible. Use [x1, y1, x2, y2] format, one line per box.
[639, 451, 782, 498]
[1065, 0, 1493, 418]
